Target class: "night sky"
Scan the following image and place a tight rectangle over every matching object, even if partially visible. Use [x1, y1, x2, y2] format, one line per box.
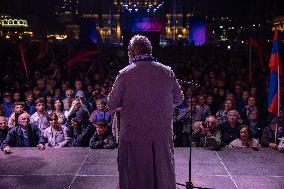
[0, 0, 283, 26]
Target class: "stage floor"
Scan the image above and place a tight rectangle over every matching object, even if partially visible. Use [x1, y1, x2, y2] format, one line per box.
[0, 147, 283, 189]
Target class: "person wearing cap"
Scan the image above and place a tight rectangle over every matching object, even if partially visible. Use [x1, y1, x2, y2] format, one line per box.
[108, 35, 184, 189]
[75, 90, 92, 113]
[66, 96, 92, 146]
[67, 112, 94, 147]
[66, 91, 90, 125]
[2, 92, 13, 118]
[260, 117, 284, 151]
[89, 121, 115, 149]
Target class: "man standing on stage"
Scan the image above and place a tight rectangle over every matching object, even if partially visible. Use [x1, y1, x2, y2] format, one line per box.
[108, 35, 184, 189]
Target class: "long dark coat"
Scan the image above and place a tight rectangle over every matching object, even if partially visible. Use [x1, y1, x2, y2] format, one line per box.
[108, 60, 184, 189]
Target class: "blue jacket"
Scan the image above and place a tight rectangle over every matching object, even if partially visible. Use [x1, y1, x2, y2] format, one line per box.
[25, 102, 36, 115]
[3, 101, 13, 117]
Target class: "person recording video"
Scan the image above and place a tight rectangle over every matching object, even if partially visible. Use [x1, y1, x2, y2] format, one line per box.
[192, 115, 221, 150]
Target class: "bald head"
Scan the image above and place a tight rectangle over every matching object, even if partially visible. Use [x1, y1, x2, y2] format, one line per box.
[205, 115, 218, 130]
[18, 112, 30, 128]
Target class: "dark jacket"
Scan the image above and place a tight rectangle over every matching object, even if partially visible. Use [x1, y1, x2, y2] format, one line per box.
[260, 126, 284, 147]
[25, 102, 36, 115]
[67, 107, 90, 128]
[1, 124, 44, 149]
[3, 101, 13, 117]
[67, 123, 95, 147]
[192, 127, 222, 150]
[220, 122, 240, 146]
[0, 128, 8, 146]
[248, 121, 264, 139]
[89, 131, 115, 149]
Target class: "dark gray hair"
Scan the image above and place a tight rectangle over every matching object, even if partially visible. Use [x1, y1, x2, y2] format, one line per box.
[128, 35, 152, 56]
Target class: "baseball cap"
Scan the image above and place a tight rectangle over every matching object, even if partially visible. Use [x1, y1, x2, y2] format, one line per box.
[75, 90, 85, 98]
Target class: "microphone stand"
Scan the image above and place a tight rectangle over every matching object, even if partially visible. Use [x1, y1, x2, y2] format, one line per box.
[176, 79, 211, 189]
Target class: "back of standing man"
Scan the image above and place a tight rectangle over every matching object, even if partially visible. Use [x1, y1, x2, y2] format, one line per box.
[108, 35, 184, 189]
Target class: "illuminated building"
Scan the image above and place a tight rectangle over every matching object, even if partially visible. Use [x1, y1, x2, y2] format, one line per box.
[55, 0, 80, 39]
[272, 16, 284, 32]
[0, 15, 33, 39]
[79, 0, 193, 45]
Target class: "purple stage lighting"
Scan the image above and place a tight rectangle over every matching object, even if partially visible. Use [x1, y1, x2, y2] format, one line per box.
[189, 20, 206, 46]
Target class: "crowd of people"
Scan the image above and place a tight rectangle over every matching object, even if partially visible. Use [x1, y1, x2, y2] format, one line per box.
[0, 40, 284, 153]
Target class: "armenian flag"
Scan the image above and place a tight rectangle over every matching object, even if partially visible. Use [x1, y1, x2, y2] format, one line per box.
[268, 30, 281, 115]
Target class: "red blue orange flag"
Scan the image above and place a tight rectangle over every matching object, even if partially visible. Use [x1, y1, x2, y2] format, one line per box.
[268, 30, 281, 115]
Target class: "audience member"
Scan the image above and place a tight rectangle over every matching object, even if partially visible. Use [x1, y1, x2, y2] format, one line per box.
[247, 110, 263, 139]
[67, 116, 94, 147]
[53, 98, 66, 125]
[8, 102, 25, 128]
[196, 95, 211, 120]
[260, 117, 284, 152]
[2, 92, 13, 118]
[177, 96, 203, 146]
[216, 99, 234, 125]
[89, 121, 115, 149]
[63, 89, 75, 112]
[41, 113, 69, 148]
[13, 92, 21, 102]
[1, 112, 45, 153]
[229, 125, 260, 148]
[90, 99, 111, 127]
[243, 96, 258, 121]
[24, 91, 36, 115]
[192, 115, 221, 150]
[220, 110, 241, 146]
[30, 98, 49, 133]
[0, 116, 8, 146]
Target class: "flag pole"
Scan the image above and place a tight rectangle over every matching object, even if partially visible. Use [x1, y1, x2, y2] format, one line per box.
[276, 30, 280, 144]
[249, 42, 252, 82]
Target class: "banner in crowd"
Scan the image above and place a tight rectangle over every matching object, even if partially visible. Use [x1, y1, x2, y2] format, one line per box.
[65, 50, 100, 74]
[19, 43, 29, 79]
